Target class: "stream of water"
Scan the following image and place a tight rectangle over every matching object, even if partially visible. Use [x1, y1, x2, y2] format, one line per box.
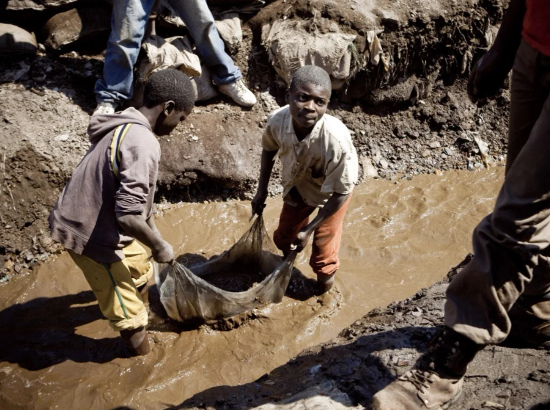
[0, 168, 503, 409]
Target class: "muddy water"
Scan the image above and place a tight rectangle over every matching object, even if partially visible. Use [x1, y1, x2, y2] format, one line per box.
[0, 168, 503, 410]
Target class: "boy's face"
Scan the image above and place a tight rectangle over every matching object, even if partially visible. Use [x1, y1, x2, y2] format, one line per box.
[287, 82, 330, 134]
[154, 102, 192, 136]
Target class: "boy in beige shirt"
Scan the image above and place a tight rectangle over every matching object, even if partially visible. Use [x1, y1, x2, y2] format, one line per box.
[252, 65, 358, 293]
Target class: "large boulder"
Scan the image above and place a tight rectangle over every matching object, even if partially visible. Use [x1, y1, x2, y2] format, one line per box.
[42, 6, 111, 50]
[0, 24, 37, 54]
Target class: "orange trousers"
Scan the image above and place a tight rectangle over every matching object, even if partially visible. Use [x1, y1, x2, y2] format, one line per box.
[273, 189, 352, 277]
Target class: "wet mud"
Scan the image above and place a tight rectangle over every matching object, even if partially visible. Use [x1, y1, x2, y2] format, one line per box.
[0, 167, 504, 409]
[180, 258, 550, 410]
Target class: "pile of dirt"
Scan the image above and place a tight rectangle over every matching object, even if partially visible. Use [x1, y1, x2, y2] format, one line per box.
[176, 256, 550, 410]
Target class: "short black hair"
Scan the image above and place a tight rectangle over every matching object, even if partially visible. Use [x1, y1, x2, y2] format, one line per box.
[290, 65, 332, 94]
[143, 68, 195, 112]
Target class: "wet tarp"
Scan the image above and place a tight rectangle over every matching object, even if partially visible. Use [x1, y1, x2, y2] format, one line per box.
[155, 216, 296, 322]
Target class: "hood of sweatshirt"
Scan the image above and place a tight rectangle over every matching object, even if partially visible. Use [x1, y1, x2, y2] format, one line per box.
[87, 107, 153, 144]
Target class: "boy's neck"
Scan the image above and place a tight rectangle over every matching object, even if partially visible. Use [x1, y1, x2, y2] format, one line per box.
[139, 105, 163, 131]
[292, 119, 313, 141]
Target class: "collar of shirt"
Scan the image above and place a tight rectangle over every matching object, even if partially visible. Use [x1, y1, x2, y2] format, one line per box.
[283, 109, 326, 149]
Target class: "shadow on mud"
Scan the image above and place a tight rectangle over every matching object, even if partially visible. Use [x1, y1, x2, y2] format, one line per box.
[0, 290, 130, 371]
[169, 325, 434, 409]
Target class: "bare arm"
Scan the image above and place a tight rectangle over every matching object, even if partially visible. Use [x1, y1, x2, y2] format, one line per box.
[251, 149, 278, 215]
[293, 192, 350, 252]
[117, 213, 173, 263]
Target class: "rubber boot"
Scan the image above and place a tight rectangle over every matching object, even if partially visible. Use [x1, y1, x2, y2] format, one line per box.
[120, 326, 151, 356]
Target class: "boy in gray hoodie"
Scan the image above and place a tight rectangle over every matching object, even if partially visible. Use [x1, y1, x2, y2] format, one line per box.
[49, 69, 195, 356]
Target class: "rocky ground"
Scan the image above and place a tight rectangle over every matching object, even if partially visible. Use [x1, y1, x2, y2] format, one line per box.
[0, 0, 510, 280]
[174, 256, 550, 410]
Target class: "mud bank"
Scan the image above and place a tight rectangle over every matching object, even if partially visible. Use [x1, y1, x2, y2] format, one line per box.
[177, 259, 550, 410]
[0, 168, 508, 409]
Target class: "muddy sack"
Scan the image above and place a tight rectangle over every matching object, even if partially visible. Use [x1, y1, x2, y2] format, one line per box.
[155, 216, 296, 322]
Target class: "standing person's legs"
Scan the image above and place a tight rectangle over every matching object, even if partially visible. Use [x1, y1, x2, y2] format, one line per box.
[167, 0, 256, 107]
[310, 195, 352, 291]
[273, 188, 317, 254]
[445, 41, 550, 346]
[94, 0, 156, 110]
[167, 0, 240, 85]
[68, 241, 153, 355]
[506, 42, 550, 173]
[371, 40, 550, 409]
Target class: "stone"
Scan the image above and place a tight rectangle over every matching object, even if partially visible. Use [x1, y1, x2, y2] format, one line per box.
[54, 134, 69, 142]
[0, 24, 37, 54]
[43, 7, 111, 50]
[429, 141, 441, 149]
[444, 147, 454, 156]
[482, 401, 505, 409]
[379, 159, 389, 170]
[361, 157, 378, 179]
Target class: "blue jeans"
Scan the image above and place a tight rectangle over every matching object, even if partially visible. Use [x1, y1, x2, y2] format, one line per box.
[95, 0, 242, 104]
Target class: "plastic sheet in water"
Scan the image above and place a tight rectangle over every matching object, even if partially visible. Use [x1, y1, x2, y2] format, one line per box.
[155, 216, 296, 322]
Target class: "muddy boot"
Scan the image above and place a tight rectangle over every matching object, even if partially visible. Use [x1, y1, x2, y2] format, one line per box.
[317, 274, 335, 294]
[506, 294, 550, 350]
[120, 327, 151, 357]
[371, 326, 483, 410]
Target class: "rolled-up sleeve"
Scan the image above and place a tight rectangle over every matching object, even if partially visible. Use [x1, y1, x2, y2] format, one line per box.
[262, 122, 280, 152]
[115, 133, 160, 215]
[321, 139, 359, 195]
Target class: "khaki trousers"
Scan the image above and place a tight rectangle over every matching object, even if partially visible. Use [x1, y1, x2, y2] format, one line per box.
[69, 241, 153, 331]
[273, 188, 352, 277]
[445, 40, 550, 344]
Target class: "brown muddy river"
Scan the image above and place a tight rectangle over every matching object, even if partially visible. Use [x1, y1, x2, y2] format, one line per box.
[0, 168, 503, 409]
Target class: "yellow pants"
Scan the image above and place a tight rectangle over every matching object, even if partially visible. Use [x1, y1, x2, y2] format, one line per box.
[68, 241, 153, 331]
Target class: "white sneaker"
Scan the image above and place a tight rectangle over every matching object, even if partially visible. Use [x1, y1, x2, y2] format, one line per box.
[218, 79, 257, 107]
[93, 101, 118, 116]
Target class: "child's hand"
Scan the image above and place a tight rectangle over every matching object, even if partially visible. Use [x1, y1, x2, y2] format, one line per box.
[293, 229, 312, 253]
[152, 240, 174, 264]
[251, 190, 268, 216]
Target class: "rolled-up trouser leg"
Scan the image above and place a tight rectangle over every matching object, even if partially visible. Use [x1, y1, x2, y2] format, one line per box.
[445, 41, 550, 345]
[167, 0, 241, 85]
[310, 194, 352, 277]
[68, 242, 152, 331]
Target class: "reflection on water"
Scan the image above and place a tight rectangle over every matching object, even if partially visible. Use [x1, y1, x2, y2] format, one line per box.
[0, 168, 503, 409]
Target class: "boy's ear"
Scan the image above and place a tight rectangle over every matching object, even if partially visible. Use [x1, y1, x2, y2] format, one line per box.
[163, 100, 175, 116]
[285, 88, 290, 104]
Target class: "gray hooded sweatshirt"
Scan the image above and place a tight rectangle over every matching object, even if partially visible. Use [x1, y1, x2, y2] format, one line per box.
[49, 108, 160, 263]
